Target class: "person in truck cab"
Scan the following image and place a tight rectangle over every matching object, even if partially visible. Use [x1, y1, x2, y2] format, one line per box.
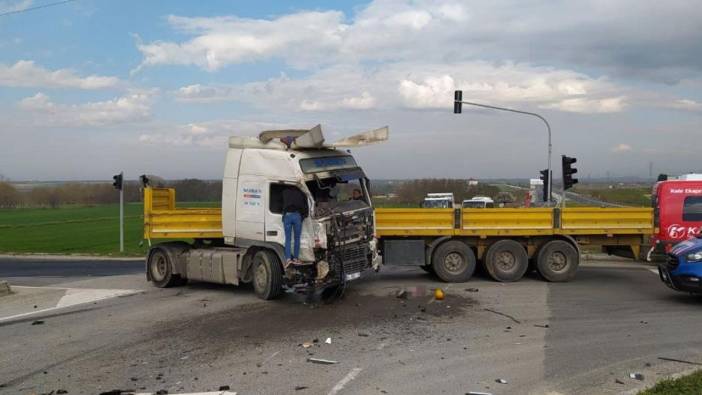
[282, 186, 308, 266]
[351, 188, 363, 201]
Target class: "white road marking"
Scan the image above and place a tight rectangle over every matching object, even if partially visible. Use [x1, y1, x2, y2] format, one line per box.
[261, 350, 280, 366]
[0, 287, 141, 323]
[649, 268, 659, 275]
[328, 367, 363, 395]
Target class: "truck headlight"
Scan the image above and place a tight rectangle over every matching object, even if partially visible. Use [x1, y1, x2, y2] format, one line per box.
[686, 251, 702, 262]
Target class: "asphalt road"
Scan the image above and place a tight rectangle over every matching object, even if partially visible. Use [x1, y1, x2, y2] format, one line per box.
[1, 257, 702, 395]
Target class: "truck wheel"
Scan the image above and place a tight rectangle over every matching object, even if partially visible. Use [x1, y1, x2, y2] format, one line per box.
[252, 250, 283, 300]
[431, 240, 476, 282]
[537, 240, 579, 282]
[485, 240, 529, 282]
[148, 248, 179, 288]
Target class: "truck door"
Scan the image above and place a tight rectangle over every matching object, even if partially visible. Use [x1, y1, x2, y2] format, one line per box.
[235, 176, 265, 241]
[265, 183, 315, 261]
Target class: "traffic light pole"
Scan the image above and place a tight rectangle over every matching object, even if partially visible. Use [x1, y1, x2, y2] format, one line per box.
[453, 95, 552, 203]
[119, 180, 124, 253]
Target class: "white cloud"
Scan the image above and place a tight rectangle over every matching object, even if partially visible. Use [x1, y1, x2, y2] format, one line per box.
[0, 60, 120, 89]
[138, 119, 294, 148]
[135, 1, 702, 82]
[668, 99, 702, 112]
[612, 143, 633, 153]
[0, 0, 32, 13]
[174, 61, 624, 114]
[18, 91, 154, 126]
[544, 97, 626, 114]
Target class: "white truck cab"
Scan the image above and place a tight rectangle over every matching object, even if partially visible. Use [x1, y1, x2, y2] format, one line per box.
[421, 193, 455, 208]
[144, 125, 387, 301]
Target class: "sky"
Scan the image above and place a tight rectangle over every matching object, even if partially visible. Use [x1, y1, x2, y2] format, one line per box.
[0, 0, 701, 181]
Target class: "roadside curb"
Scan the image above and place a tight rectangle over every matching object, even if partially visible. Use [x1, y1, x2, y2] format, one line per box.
[0, 280, 10, 297]
[0, 254, 143, 262]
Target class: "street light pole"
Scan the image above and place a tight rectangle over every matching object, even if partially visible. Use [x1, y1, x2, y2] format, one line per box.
[453, 91, 553, 203]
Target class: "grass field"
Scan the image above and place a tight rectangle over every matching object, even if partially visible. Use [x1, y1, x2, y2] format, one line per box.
[639, 369, 702, 395]
[0, 202, 219, 256]
[574, 186, 651, 206]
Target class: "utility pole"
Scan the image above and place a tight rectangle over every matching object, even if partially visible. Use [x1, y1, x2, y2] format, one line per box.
[113, 172, 124, 253]
[453, 90, 553, 203]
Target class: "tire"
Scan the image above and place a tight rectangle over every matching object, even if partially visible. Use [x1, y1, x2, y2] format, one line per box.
[431, 240, 476, 282]
[252, 250, 284, 300]
[485, 239, 529, 282]
[148, 248, 179, 288]
[536, 240, 579, 282]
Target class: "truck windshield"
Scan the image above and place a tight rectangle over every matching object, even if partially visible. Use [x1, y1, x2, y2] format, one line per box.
[299, 156, 357, 173]
[306, 176, 369, 217]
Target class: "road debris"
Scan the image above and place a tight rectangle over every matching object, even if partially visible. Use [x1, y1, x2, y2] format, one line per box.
[466, 392, 493, 395]
[658, 356, 702, 366]
[495, 378, 508, 384]
[295, 386, 309, 391]
[357, 332, 370, 337]
[31, 320, 44, 325]
[325, 337, 332, 344]
[615, 379, 625, 384]
[396, 289, 408, 299]
[307, 357, 338, 365]
[302, 342, 313, 348]
[465, 288, 479, 292]
[434, 288, 445, 300]
[219, 385, 231, 390]
[629, 372, 644, 380]
[534, 324, 549, 328]
[483, 308, 521, 324]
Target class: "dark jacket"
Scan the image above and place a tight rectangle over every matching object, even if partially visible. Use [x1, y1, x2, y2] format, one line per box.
[282, 187, 308, 218]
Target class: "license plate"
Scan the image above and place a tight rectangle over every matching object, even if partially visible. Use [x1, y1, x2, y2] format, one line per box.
[345, 272, 361, 281]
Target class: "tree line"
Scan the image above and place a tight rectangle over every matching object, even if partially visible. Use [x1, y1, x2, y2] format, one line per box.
[0, 178, 507, 209]
[0, 179, 224, 208]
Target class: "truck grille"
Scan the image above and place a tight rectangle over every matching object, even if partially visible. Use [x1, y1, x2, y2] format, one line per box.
[340, 243, 369, 275]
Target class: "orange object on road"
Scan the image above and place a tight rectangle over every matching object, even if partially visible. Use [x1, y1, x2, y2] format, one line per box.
[434, 288, 445, 300]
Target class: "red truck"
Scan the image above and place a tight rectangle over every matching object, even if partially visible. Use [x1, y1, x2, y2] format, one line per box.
[651, 174, 702, 257]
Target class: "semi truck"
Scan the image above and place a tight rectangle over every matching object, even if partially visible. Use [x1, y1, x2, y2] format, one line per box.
[142, 125, 387, 300]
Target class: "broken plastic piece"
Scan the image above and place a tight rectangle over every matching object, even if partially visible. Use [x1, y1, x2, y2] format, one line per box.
[325, 337, 332, 344]
[302, 342, 313, 348]
[495, 378, 508, 384]
[434, 288, 445, 300]
[629, 372, 644, 380]
[307, 357, 338, 365]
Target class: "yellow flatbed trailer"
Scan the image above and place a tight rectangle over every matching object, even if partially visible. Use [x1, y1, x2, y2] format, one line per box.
[375, 207, 654, 282]
[144, 188, 654, 283]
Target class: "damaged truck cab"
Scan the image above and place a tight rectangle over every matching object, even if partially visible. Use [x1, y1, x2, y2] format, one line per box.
[144, 125, 387, 300]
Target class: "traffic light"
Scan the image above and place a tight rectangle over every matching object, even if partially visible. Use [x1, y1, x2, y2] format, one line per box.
[112, 172, 123, 190]
[453, 90, 462, 114]
[539, 169, 550, 202]
[562, 155, 578, 190]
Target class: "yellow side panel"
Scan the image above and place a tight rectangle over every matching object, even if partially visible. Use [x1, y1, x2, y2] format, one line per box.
[144, 187, 223, 239]
[559, 207, 653, 235]
[460, 208, 554, 236]
[375, 208, 454, 237]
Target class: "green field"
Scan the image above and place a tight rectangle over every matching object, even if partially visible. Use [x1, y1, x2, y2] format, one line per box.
[639, 369, 702, 395]
[0, 202, 219, 256]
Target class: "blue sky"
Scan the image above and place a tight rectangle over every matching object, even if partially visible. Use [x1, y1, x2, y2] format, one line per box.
[1, 0, 701, 181]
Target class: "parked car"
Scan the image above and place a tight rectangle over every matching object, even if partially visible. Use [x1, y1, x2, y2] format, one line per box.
[659, 234, 702, 293]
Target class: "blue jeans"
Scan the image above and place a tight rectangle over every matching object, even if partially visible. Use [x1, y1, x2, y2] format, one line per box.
[283, 212, 302, 261]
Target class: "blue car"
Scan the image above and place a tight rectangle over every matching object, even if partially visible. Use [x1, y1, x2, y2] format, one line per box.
[659, 236, 702, 293]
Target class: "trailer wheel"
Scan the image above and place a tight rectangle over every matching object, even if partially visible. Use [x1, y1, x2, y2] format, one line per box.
[252, 250, 283, 300]
[485, 240, 529, 282]
[148, 248, 179, 288]
[536, 240, 579, 282]
[431, 240, 476, 282]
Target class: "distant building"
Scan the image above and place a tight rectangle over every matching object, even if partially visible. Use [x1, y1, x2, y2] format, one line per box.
[468, 178, 479, 186]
